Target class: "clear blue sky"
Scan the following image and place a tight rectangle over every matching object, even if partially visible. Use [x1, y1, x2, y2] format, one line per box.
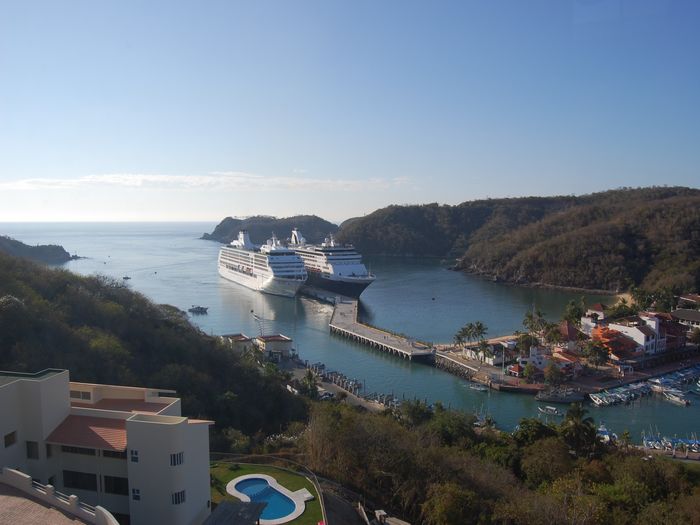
[1, 0, 698, 222]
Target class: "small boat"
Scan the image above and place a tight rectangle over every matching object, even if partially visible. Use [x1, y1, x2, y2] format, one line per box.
[597, 423, 618, 444]
[664, 391, 690, 406]
[468, 383, 488, 392]
[188, 305, 209, 315]
[122, 276, 131, 280]
[538, 406, 561, 416]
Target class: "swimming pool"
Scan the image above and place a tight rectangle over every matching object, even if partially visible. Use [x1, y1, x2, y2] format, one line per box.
[235, 478, 296, 520]
[226, 473, 312, 524]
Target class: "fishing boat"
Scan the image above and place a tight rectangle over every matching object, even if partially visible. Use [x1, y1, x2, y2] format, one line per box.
[537, 405, 561, 416]
[188, 305, 209, 315]
[535, 387, 586, 404]
[664, 391, 690, 406]
[469, 383, 489, 392]
[597, 423, 618, 444]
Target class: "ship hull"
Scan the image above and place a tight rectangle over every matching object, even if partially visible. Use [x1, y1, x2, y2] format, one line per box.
[218, 265, 304, 297]
[304, 271, 373, 298]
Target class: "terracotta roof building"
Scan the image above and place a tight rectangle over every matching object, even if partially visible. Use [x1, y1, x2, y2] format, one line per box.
[0, 369, 213, 525]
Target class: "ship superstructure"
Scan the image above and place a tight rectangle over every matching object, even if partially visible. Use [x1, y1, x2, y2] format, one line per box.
[289, 228, 375, 298]
[218, 231, 307, 297]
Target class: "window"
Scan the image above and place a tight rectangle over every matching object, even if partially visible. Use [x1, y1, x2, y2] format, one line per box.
[104, 476, 129, 496]
[61, 445, 96, 456]
[171, 490, 186, 505]
[26, 441, 39, 460]
[69, 390, 91, 400]
[170, 452, 184, 466]
[4, 431, 16, 448]
[46, 444, 52, 458]
[130, 449, 139, 463]
[63, 470, 97, 492]
[132, 488, 141, 501]
[103, 450, 127, 459]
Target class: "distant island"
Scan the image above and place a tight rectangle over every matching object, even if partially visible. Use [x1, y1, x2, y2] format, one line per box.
[202, 214, 338, 244]
[0, 235, 76, 264]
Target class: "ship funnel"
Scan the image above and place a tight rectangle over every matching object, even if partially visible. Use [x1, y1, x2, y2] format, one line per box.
[290, 228, 306, 246]
[233, 230, 255, 249]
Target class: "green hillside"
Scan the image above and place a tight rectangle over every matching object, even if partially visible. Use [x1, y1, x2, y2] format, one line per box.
[203, 215, 338, 244]
[0, 253, 307, 446]
[335, 187, 700, 292]
[0, 235, 74, 264]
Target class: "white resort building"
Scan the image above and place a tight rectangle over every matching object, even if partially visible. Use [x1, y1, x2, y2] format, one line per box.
[0, 368, 213, 525]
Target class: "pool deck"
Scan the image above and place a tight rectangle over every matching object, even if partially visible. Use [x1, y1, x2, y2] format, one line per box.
[226, 473, 314, 525]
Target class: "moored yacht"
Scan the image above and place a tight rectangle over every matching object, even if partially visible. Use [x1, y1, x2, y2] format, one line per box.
[218, 231, 307, 297]
[288, 228, 375, 298]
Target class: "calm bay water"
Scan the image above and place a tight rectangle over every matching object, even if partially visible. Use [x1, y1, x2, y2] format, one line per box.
[3, 222, 698, 441]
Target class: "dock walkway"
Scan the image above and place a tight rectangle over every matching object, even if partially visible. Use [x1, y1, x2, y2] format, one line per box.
[329, 300, 434, 362]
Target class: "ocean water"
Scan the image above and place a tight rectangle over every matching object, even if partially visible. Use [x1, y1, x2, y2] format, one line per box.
[2, 222, 698, 441]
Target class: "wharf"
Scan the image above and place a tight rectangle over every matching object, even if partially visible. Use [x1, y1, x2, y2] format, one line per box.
[329, 300, 435, 362]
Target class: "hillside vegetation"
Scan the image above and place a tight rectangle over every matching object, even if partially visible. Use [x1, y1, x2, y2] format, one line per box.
[335, 187, 700, 292]
[0, 235, 74, 264]
[203, 215, 338, 244]
[0, 253, 307, 445]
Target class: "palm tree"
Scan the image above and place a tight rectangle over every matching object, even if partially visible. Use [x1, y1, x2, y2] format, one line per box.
[523, 308, 546, 338]
[472, 321, 487, 342]
[453, 331, 464, 350]
[460, 323, 475, 356]
[560, 402, 596, 457]
[303, 369, 318, 399]
[478, 339, 491, 363]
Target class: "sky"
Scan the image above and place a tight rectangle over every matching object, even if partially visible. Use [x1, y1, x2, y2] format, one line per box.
[0, 0, 698, 223]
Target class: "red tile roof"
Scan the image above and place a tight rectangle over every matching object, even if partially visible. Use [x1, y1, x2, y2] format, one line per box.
[47, 416, 127, 452]
[72, 398, 170, 414]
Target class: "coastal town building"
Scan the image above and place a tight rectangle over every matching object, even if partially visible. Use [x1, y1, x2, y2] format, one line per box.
[219, 333, 254, 354]
[254, 334, 293, 362]
[0, 369, 213, 525]
[671, 309, 700, 332]
[677, 293, 700, 308]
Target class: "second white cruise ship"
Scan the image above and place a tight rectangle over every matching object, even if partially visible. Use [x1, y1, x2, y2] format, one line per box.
[218, 231, 307, 297]
[289, 228, 375, 298]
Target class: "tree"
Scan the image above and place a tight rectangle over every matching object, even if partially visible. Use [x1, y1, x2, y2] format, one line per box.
[472, 321, 487, 342]
[619, 430, 631, 452]
[560, 402, 596, 457]
[421, 483, 482, 525]
[562, 297, 585, 327]
[544, 363, 564, 386]
[523, 308, 547, 337]
[584, 341, 608, 369]
[517, 333, 539, 356]
[478, 339, 492, 363]
[512, 418, 558, 446]
[523, 362, 537, 383]
[301, 369, 318, 399]
[689, 328, 700, 346]
[520, 436, 573, 488]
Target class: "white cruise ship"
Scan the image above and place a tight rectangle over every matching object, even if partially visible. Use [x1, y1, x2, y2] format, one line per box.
[218, 231, 307, 297]
[289, 228, 375, 298]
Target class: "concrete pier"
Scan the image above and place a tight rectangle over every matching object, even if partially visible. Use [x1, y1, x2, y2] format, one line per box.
[329, 299, 435, 362]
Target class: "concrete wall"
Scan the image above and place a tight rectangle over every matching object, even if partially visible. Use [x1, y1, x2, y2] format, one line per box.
[126, 416, 211, 525]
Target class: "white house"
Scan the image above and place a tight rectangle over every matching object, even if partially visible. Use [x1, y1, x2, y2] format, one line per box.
[0, 369, 213, 525]
[607, 315, 666, 355]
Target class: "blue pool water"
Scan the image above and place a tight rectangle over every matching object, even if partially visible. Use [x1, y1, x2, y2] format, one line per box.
[235, 478, 296, 520]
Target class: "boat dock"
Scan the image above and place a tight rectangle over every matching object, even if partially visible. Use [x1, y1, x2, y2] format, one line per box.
[329, 299, 435, 362]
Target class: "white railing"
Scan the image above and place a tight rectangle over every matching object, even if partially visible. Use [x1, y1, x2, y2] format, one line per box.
[0, 467, 119, 525]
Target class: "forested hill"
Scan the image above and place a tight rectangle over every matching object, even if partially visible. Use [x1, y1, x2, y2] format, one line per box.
[0, 235, 74, 264]
[0, 252, 307, 444]
[335, 187, 700, 292]
[203, 215, 338, 244]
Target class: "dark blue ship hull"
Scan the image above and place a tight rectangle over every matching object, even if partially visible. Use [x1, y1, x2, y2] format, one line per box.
[305, 271, 372, 298]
